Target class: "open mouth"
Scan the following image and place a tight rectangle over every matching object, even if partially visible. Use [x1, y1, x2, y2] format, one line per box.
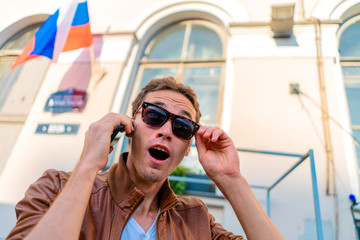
[149, 146, 169, 160]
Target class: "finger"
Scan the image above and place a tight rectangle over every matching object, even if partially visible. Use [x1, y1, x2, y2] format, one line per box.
[195, 124, 206, 135]
[196, 125, 210, 138]
[202, 126, 220, 141]
[210, 128, 223, 142]
[103, 113, 133, 134]
[122, 118, 134, 135]
[195, 133, 206, 157]
[195, 125, 229, 145]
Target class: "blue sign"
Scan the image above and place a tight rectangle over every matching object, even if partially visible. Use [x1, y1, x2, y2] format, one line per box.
[44, 88, 87, 113]
[35, 123, 80, 135]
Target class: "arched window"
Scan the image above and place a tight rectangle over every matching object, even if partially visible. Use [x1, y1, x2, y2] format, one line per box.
[135, 20, 226, 126]
[0, 22, 43, 176]
[339, 17, 360, 168]
[122, 20, 226, 185]
[0, 23, 41, 111]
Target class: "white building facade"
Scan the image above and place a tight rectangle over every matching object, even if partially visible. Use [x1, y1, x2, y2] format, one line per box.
[1, 0, 360, 239]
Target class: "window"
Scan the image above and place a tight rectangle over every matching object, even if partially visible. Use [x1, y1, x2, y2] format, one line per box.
[129, 20, 226, 192]
[136, 20, 226, 126]
[0, 23, 41, 114]
[0, 23, 43, 176]
[339, 17, 360, 169]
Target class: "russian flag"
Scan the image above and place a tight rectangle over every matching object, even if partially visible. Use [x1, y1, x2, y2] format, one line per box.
[11, 0, 93, 70]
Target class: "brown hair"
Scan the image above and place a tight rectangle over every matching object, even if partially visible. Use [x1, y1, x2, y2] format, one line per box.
[131, 76, 201, 122]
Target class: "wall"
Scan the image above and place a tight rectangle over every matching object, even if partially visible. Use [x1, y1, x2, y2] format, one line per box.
[0, 0, 359, 239]
[0, 32, 134, 196]
[228, 22, 357, 239]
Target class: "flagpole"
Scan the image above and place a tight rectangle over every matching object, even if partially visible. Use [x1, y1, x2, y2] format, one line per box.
[89, 41, 107, 91]
[90, 43, 95, 72]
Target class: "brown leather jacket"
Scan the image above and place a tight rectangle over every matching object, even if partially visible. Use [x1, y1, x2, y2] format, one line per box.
[7, 153, 244, 240]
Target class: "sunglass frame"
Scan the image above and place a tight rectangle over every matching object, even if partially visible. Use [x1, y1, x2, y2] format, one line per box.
[141, 101, 200, 140]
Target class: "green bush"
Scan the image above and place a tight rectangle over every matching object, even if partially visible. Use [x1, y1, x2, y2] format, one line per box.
[169, 166, 189, 195]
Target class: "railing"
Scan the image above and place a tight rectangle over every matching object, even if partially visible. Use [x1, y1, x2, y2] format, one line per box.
[169, 148, 324, 240]
[349, 194, 360, 240]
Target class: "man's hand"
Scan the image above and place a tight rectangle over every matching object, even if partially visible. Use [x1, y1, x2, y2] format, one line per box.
[195, 125, 240, 183]
[24, 113, 134, 240]
[195, 125, 284, 239]
[79, 113, 134, 173]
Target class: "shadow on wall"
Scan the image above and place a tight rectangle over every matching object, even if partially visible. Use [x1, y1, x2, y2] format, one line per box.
[0, 202, 17, 239]
[58, 35, 104, 92]
[45, 36, 105, 115]
[274, 34, 299, 47]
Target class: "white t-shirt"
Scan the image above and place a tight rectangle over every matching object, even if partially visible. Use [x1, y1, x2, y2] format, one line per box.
[120, 212, 160, 240]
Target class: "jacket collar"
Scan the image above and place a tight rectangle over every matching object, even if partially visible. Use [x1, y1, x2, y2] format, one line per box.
[108, 152, 179, 211]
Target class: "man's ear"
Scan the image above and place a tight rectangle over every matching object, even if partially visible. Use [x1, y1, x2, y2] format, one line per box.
[185, 139, 193, 156]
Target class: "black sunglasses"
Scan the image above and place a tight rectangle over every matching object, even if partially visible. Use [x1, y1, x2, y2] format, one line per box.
[141, 102, 200, 140]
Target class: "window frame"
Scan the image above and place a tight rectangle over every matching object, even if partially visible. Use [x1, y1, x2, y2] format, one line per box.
[115, 20, 227, 195]
[0, 23, 44, 123]
[128, 19, 227, 126]
[339, 16, 360, 129]
[338, 15, 360, 170]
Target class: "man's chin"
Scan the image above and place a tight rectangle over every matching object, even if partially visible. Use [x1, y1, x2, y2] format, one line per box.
[140, 170, 167, 183]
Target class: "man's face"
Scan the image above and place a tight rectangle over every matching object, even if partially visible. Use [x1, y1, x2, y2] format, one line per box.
[128, 90, 196, 183]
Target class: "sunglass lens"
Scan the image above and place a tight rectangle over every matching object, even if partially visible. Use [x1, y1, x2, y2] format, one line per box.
[144, 106, 167, 126]
[172, 118, 194, 139]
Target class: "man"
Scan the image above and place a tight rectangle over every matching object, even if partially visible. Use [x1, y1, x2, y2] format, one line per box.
[7, 76, 283, 239]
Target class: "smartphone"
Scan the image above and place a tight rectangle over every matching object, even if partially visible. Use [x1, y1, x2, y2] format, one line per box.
[110, 125, 125, 147]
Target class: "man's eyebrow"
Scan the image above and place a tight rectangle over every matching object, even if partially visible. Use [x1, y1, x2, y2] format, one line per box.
[180, 109, 193, 120]
[152, 101, 193, 119]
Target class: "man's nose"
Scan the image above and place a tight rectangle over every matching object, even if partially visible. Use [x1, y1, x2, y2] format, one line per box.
[156, 120, 172, 140]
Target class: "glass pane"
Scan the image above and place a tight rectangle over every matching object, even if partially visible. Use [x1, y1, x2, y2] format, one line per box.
[343, 66, 360, 125]
[139, 68, 179, 90]
[352, 130, 360, 167]
[339, 21, 360, 57]
[0, 58, 23, 111]
[147, 25, 185, 60]
[182, 66, 221, 124]
[186, 24, 223, 59]
[181, 144, 205, 174]
[1, 24, 41, 50]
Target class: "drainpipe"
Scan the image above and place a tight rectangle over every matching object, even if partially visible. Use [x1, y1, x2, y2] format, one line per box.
[298, 0, 306, 20]
[312, 17, 339, 240]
